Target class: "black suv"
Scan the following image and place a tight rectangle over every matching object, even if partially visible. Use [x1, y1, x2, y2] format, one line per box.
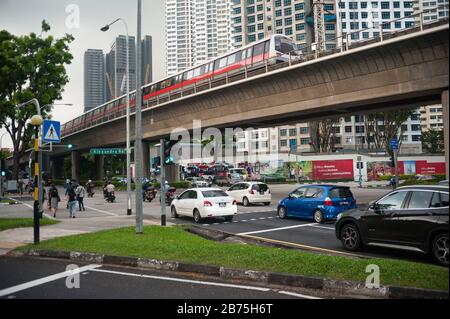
[335, 185, 449, 266]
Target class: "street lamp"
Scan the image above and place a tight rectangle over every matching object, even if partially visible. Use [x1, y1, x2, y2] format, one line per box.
[17, 98, 43, 245]
[101, 18, 132, 216]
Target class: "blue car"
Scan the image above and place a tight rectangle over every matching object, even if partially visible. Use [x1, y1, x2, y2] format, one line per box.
[277, 185, 356, 223]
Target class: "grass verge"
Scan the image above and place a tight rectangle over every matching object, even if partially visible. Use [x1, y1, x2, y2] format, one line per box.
[0, 218, 60, 231]
[17, 225, 449, 291]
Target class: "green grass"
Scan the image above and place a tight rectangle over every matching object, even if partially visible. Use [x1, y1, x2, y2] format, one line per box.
[0, 200, 16, 204]
[18, 226, 449, 291]
[0, 218, 60, 231]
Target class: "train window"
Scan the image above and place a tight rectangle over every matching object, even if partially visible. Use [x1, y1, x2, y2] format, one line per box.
[227, 53, 237, 65]
[219, 56, 228, 68]
[246, 47, 253, 62]
[214, 59, 220, 71]
[253, 43, 265, 58]
[264, 40, 270, 58]
[235, 51, 243, 62]
[208, 62, 214, 73]
[193, 67, 201, 77]
[275, 36, 296, 54]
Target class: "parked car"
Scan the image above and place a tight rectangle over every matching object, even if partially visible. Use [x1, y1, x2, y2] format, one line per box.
[229, 168, 249, 180]
[438, 180, 449, 186]
[335, 185, 449, 266]
[170, 188, 237, 223]
[111, 176, 127, 185]
[226, 182, 271, 206]
[277, 185, 356, 223]
[186, 177, 211, 188]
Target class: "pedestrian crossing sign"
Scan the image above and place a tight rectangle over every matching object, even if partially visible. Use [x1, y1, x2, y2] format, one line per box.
[43, 120, 61, 143]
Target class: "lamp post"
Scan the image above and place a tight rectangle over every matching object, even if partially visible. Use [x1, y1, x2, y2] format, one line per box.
[101, 18, 132, 216]
[18, 98, 43, 244]
[0, 132, 8, 198]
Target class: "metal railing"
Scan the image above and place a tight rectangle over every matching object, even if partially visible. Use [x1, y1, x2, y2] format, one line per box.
[62, 11, 448, 138]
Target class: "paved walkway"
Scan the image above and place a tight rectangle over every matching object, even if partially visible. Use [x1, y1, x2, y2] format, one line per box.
[0, 199, 161, 256]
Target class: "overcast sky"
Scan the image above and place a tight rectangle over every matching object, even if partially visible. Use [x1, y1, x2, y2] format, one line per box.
[0, 0, 166, 148]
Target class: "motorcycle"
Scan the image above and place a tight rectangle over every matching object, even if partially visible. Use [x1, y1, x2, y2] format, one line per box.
[165, 187, 177, 206]
[143, 187, 157, 202]
[104, 191, 116, 203]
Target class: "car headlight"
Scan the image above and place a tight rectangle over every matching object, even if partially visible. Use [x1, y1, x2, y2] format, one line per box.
[337, 213, 343, 221]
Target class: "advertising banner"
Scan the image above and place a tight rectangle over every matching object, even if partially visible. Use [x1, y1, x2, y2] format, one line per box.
[415, 161, 446, 175]
[367, 161, 393, 181]
[312, 160, 354, 180]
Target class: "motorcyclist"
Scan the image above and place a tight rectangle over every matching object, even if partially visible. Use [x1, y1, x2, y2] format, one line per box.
[104, 182, 116, 201]
[86, 180, 95, 197]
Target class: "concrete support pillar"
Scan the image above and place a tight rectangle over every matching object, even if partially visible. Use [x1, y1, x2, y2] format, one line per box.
[143, 142, 150, 179]
[95, 155, 105, 181]
[71, 151, 79, 181]
[51, 157, 64, 180]
[442, 90, 449, 179]
[165, 164, 180, 183]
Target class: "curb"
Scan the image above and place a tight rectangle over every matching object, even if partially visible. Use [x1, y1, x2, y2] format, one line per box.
[9, 249, 448, 299]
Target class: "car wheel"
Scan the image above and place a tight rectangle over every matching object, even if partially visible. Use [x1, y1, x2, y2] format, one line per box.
[432, 233, 449, 267]
[313, 210, 324, 224]
[224, 215, 233, 222]
[340, 223, 361, 251]
[278, 206, 287, 219]
[243, 197, 250, 207]
[171, 206, 178, 218]
[193, 209, 202, 223]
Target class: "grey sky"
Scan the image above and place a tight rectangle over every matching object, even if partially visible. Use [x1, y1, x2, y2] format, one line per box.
[0, 0, 166, 148]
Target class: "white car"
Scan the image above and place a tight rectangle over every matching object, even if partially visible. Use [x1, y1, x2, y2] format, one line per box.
[226, 182, 271, 207]
[170, 188, 237, 223]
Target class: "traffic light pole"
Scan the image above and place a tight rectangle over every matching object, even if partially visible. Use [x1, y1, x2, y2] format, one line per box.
[394, 149, 399, 188]
[160, 139, 166, 226]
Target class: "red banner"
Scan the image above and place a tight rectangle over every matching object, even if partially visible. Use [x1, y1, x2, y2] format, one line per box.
[415, 161, 446, 175]
[312, 160, 354, 180]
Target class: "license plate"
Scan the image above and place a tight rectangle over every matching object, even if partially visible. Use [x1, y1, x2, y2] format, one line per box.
[219, 203, 226, 207]
[260, 192, 264, 195]
[341, 202, 349, 206]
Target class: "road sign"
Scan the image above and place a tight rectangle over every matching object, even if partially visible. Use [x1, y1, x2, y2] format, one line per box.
[390, 138, 398, 150]
[42, 120, 61, 143]
[90, 148, 126, 155]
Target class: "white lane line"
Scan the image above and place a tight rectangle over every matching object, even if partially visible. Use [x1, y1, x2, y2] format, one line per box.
[84, 206, 118, 217]
[0, 264, 101, 298]
[250, 219, 257, 221]
[278, 290, 322, 299]
[232, 221, 239, 223]
[237, 223, 316, 236]
[11, 198, 55, 220]
[90, 268, 271, 292]
[308, 225, 334, 231]
[259, 217, 267, 220]
[241, 220, 248, 222]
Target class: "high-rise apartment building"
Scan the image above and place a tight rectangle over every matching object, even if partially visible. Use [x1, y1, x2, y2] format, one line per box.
[166, 0, 232, 76]
[84, 49, 105, 112]
[231, 0, 316, 49]
[420, 105, 445, 131]
[336, 0, 417, 46]
[414, 0, 449, 23]
[141, 35, 153, 86]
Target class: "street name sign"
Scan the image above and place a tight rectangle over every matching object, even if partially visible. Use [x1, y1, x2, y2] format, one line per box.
[90, 148, 127, 155]
[390, 138, 399, 150]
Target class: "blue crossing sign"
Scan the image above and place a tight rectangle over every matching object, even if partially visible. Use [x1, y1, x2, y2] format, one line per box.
[42, 120, 61, 143]
[390, 138, 398, 150]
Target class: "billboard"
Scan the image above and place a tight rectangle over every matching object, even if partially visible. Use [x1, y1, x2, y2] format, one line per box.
[415, 161, 446, 175]
[367, 161, 393, 181]
[312, 160, 354, 180]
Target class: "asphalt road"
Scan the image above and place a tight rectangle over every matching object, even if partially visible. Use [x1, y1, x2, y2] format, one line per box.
[0, 256, 325, 300]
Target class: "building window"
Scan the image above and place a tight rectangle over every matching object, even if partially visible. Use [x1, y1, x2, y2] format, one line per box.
[325, 24, 335, 31]
[300, 127, 309, 134]
[411, 124, 421, 131]
[247, 6, 255, 14]
[324, 4, 334, 11]
[394, 11, 401, 18]
[405, 21, 414, 28]
[258, 23, 264, 30]
[248, 16, 256, 23]
[334, 136, 342, 145]
[284, 8, 292, 16]
[349, 12, 358, 19]
[393, 1, 400, 8]
[296, 23, 305, 31]
[410, 113, 420, 121]
[361, 2, 368, 8]
[300, 138, 310, 145]
[276, 19, 283, 27]
[381, 1, 390, 9]
[296, 33, 306, 41]
[280, 129, 287, 137]
[289, 128, 297, 136]
[412, 135, 421, 142]
[349, 2, 358, 9]
[355, 126, 365, 134]
[280, 140, 287, 147]
[248, 34, 256, 42]
[258, 32, 265, 39]
[356, 136, 365, 144]
[257, 13, 264, 21]
[285, 18, 292, 26]
[395, 21, 401, 28]
[274, 0, 281, 7]
[295, 13, 305, 20]
[285, 27, 292, 35]
[295, 3, 304, 11]
[275, 9, 282, 17]
[401, 124, 408, 131]
[332, 127, 341, 134]
[381, 12, 390, 19]
[345, 126, 352, 133]
[284, 0, 291, 6]
[361, 12, 368, 19]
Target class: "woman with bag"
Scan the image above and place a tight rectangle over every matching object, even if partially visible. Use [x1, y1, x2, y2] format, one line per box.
[75, 182, 86, 212]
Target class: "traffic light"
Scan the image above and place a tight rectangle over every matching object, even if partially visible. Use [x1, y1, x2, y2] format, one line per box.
[1, 171, 5, 177]
[67, 144, 74, 150]
[163, 140, 175, 165]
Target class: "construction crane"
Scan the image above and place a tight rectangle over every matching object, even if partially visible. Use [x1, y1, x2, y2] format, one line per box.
[312, 0, 342, 53]
[106, 72, 115, 99]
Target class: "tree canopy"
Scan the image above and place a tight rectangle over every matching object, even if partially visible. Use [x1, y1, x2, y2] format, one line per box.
[0, 21, 74, 179]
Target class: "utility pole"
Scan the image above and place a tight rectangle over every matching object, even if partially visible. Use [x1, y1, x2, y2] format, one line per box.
[135, 0, 144, 234]
[160, 139, 166, 226]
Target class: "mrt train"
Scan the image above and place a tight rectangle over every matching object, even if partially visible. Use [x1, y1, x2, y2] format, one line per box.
[61, 35, 298, 136]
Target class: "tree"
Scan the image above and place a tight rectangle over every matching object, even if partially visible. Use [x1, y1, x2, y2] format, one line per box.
[309, 118, 340, 153]
[0, 21, 74, 180]
[422, 129, 444, 153]
[364, 108, 416, 156]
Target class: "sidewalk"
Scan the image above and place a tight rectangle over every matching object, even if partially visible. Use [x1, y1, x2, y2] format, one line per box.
[0, 201, 161, 255]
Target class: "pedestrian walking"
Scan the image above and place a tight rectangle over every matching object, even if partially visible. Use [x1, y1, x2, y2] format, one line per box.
[64, 179, 71, 209]
[75, 182, 86, 211]
[67, 183, 77, 218]
[297, 167, 303, 183]
[48, 183, 60, 218]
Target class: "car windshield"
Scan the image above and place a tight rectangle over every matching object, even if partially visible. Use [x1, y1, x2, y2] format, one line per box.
[329, 188, 354, 199]
[202, 190, 229, 198]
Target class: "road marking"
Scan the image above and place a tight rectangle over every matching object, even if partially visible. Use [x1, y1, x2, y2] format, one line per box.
[90, 268, 271, 292]
[11, 198, 56, 220]
[259, 217, 267, 220]
[0, 264, 101, 298]
[237, 223, 316, 236]
[241, 220, 248, 222]
[239, 234, 368, 258]
[307, 225, 334, 231]
[84, 206, 118, 217]
[278, 290, 322, 299]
